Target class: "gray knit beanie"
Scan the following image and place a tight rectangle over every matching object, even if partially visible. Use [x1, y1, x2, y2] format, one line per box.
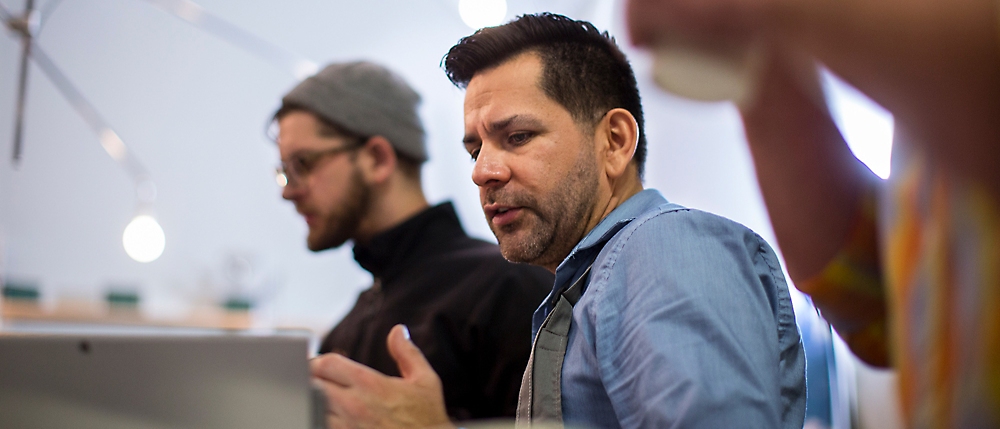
[279, 61, 427, 162]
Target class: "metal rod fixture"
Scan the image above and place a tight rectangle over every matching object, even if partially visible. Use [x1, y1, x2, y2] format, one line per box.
[143, 0, 317, 79]
[4, 0, 35, 166]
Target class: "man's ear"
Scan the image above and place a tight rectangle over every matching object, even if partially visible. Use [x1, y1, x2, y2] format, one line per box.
[597, 108, 639, 180]
[357, 135, 397, 185]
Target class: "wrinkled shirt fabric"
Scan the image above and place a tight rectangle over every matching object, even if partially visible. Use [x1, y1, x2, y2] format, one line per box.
[531, 189, 806, 428]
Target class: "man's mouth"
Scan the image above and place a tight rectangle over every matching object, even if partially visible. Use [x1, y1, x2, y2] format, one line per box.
[485, 204, 523, 227]
[296, 207, 316, 226]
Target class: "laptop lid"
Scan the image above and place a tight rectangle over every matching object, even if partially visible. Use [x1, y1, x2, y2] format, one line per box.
[0, 334, 317, 429]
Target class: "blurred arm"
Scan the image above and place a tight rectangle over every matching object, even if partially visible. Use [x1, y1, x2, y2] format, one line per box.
[739, 53, 879, 283]
[773, 0, 1000, 196]
[740, 53, 890, 366]
[628, 0, 1000, 196]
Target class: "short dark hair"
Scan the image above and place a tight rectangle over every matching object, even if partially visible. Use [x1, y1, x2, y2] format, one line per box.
[443, 13, 647, 179]
[273, 104, 423, 180]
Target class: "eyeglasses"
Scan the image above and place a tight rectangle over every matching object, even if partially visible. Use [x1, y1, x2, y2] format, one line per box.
[275, 141, 364, 188]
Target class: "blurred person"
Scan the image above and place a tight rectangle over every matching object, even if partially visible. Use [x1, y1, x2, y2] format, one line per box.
[627, 0, 1000, 426]
[273, 61, 552, 420]
[309, 14, 806, 429]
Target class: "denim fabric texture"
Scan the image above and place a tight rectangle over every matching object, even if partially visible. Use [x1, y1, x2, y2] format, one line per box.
[532, 189, 806, 428]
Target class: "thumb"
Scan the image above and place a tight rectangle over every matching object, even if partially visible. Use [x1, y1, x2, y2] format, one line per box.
[625, 0, 657, 46]
[386, 324, 435, 381]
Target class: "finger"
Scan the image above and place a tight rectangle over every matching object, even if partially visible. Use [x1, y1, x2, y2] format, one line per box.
[312, 377, 344, 417]
[326, 413, 347, 429]
[386, 324, 436, 381]
[626, 0, 665, 46]
[625, 0, 652, 45]
[310, 353, 365, 387]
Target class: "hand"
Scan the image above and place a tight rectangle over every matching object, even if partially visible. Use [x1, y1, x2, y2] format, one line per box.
[625, 0, 775, 47]
[310, 325, 453, 429]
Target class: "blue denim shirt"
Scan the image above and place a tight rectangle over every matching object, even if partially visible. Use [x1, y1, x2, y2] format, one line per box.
[532, 189, 806, 428]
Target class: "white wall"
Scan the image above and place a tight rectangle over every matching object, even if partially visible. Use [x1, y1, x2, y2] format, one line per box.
[0, 0, 774, 333]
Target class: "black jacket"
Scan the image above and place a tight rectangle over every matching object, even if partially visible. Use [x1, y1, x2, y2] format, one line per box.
[319, 202, 553, 420]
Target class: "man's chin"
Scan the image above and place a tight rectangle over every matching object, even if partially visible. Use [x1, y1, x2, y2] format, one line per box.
[306, 232, 349, 252]
[495, 233, 546, 265]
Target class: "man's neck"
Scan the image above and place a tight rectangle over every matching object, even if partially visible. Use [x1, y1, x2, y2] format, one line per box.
[355, 182, 429, 246]
[585, 173, 645, 244]
[597, 182, 644, 227]
[540, 176, 644, 273]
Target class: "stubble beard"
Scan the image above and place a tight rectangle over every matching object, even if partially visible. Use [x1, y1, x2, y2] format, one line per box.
[489, 148, 599, 268]
[306, 167, 373, 252]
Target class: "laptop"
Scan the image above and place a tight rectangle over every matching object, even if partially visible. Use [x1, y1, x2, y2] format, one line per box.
[0, 334, 325, 429]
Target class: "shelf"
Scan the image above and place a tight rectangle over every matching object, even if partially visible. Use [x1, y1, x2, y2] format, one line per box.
[0, 298, 252, 331]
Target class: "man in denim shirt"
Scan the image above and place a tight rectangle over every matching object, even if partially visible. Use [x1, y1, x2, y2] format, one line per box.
[310, 13, 806, 429]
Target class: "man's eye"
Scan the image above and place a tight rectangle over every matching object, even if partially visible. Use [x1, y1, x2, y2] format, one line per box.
[470, 148, 481, 162]
[293, 155, 315, 172]
[509, 132, 532, 145]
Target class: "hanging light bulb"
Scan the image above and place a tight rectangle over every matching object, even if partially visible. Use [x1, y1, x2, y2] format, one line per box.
[458, 0, 507, 30]
[123, 215, 165, 263]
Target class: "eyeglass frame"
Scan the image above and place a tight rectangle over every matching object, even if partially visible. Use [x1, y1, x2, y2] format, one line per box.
[275, 136, 368, 189]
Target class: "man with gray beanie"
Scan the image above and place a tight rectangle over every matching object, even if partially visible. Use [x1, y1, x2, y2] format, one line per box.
[273, 61, 552, 421]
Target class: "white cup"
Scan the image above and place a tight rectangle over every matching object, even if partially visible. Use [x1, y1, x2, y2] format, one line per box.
[652, 37, 765, 106]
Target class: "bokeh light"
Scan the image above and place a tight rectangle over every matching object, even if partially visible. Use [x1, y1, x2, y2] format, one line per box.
[123, 215, 165, 263]
[458, 0, 507, 30]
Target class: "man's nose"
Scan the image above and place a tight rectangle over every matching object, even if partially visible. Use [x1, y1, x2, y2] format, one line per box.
[471, 145, 511, 188]
[281, 181, 302, 200]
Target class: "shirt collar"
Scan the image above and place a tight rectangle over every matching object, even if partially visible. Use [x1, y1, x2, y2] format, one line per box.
[555, 189, 669, 274]
[531, 189, 671, 337]
[352, 202, 465, 282]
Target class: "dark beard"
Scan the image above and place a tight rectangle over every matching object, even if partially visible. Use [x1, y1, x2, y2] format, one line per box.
[307, 167, 372, 251]
[487, 146, 599, 268]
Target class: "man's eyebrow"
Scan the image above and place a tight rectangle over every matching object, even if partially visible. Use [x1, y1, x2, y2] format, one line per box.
[463, 115, 543, 145]
[490, 115, 543, 132]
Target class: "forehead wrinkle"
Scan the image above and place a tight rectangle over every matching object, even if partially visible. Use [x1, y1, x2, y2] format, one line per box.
[462, 110, 517, 145]
[490, 114, 546, 133]
[472, 114, 546, 141]
[485, 115, 518, 135]
[462, 55, 548, 145]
